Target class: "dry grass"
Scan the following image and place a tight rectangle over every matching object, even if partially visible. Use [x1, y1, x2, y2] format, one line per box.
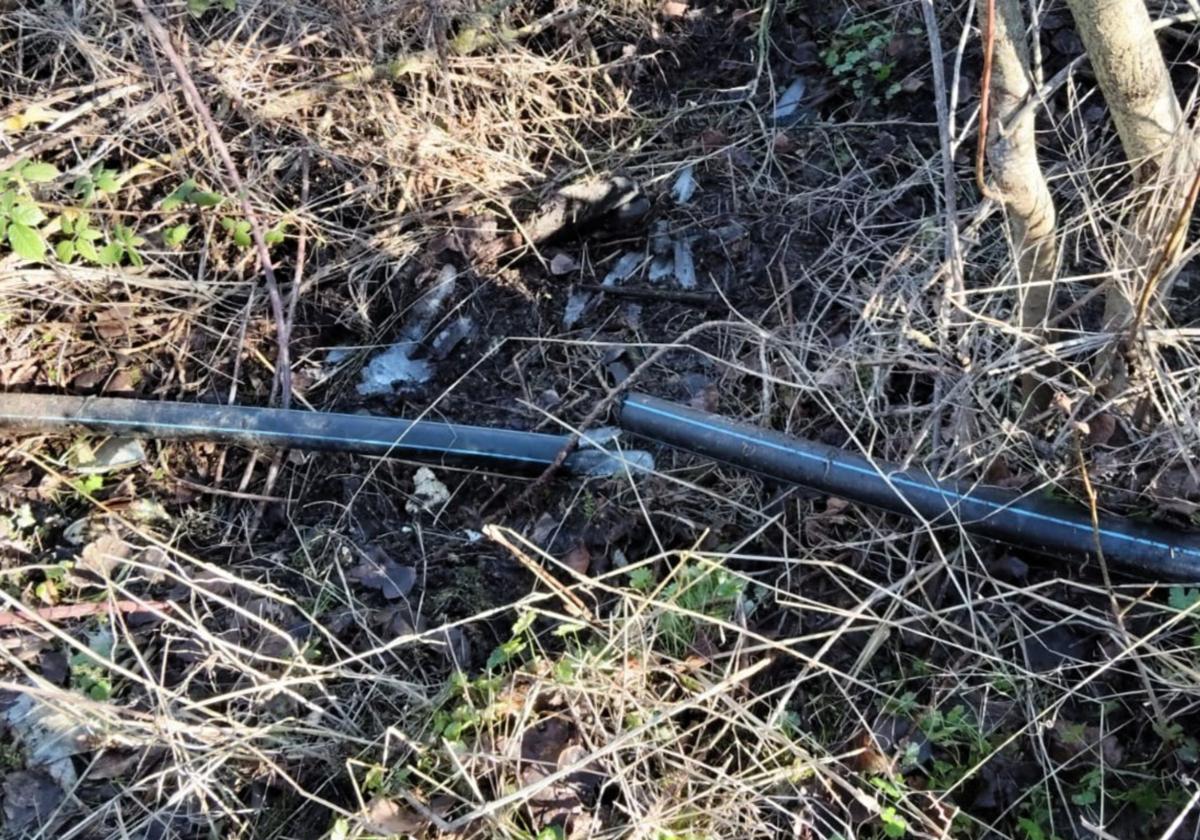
[3, 0, 1200, 839]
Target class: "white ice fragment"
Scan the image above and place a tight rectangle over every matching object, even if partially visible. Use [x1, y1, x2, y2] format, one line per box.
[602, 251, 642, 286]
[671, 164, 697, 204]
[673, 237, 697, 289]
[359, 265, 457, 395]
[75, 438, 146, 475]
[772, 78, 807, 120]
[563, 289, 592, 329]
[565, 449, 656, 477]
[406, 466, 450, 514]
[648, 255, 674, 283]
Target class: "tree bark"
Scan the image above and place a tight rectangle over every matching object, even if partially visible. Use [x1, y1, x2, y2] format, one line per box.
[980, 0, 1059, 411]
[1066, 0, 1181, 173]
[1064, 0, 1196, 390]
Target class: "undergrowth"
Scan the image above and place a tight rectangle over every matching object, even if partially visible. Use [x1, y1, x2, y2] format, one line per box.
[3, 0, 1200, 839]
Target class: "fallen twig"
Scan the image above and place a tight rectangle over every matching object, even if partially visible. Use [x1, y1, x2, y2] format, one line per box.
[0, 599, 171, 630]
[482, 524, 597, 624]
[514, 319, 744, 506]
[578, 283, 724, 310]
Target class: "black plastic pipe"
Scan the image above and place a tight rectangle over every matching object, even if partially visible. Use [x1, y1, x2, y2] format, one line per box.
[0, 394, 614, 476]
[620, 393, 1200, 580]
[4, 392, 1199, 580]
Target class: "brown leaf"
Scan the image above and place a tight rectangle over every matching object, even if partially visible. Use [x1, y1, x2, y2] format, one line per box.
[659, 0, 688, 16]
[105, 368, 137, 394]
[71, 368, 106, 390]
[521, 717, 592, 835]
[688, 383, 719, 413]
[825, 496, 850, 515]
[2, 770, 64, 834]
[78, 535, 130, 581]
[983, 456, 1011, 485]
[561, 544, 591, 575]
[38, 650, 68, 686]
[363, 797, 430, 837]
[1049, 721, 1124, 766]
[86, 748, 158, 781]
[1087, 412, 1117, 446]
[549, 252, 580, 275]
[986, 554, 1029, 581]
[348, 559, 416, 600]
[93, 310, 127, 341]
[699, 128, 730, 152]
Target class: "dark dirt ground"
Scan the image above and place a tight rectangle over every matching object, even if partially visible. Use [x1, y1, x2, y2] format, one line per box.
[5, 1, 1200, 838]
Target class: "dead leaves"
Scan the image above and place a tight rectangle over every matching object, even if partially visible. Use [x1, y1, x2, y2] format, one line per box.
[349, 558, 416, 601]
[1049, 720, 1124, 767]
[518, 715, 603, 838]
[2, 770, 63, 835]
[363, 796, 435, 837]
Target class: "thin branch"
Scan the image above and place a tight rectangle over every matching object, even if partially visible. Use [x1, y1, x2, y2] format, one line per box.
[976, 0, 995, 196]
[131, 0, 291, 408]
[0, 599, 171, 629]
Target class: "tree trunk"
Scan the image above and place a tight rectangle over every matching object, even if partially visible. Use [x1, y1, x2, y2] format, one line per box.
[980, 0, 1059, 412]
[1064, 0, 1196, 390]
[1065, 0, 1181, 173]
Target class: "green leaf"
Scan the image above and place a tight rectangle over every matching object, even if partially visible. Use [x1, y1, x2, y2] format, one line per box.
[1018, 818, 1046, 840]
[7, 223, 46, 261]
[76, 238, 100, 264]
[880, 806, 907, 838]
[34, 579, 57, 604]
[222, 0, 236, 9]
[362, 765, 385, 792]
[55, 239, 76, 263]
[486, 637, 525, 670]
[59, 214, 74, 235]
[9, 202, 44, 226]
[78, 228, 102, 241]
[187, 0, 212, 15]
[94, 168, 119, 194]
[223, 217, 253, 248]
[163, 223, 190, 247]
[1071, 787, 1097, 806]
[20, 161, 59, 183]
[265, 220, 288, 245]
[88, 680, 112, 701]
[1169, 585, 1200, 612]
[628, 567, 654, 591]
[74, 176, 95, 203]
[511, 610, 536, 636]
[161, 179, 198, 211]
[97, 242, 124, 266]
[189, 190, 224, 207]
[73, 474, 104, 496]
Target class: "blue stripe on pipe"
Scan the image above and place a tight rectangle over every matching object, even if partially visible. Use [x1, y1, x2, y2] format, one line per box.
[0, 412, 556, 466]
[624, 399, 1200, 560]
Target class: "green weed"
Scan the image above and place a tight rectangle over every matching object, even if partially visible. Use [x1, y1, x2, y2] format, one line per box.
[820, 20, 903, 104]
